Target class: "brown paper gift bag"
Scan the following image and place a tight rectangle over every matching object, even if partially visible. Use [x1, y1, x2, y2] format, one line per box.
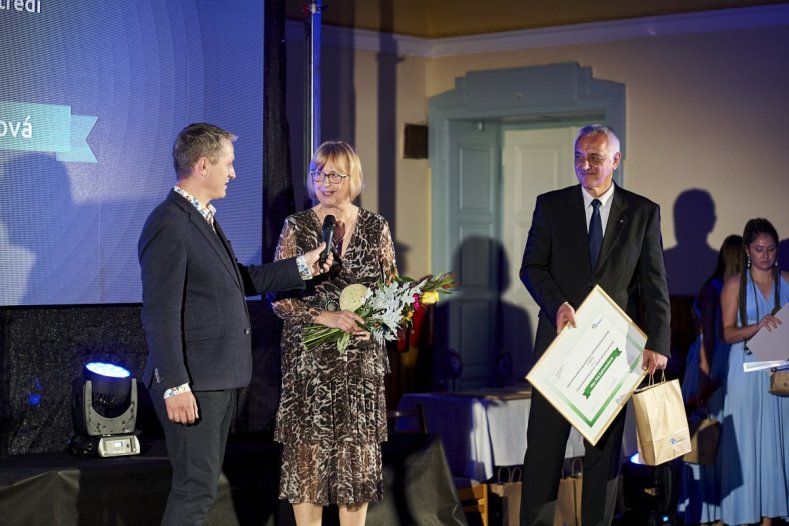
[632, 373, 692, 465]
[489, 467, 522, 526]
[769, 370, 789, 396]
[554, 459, 582, 526]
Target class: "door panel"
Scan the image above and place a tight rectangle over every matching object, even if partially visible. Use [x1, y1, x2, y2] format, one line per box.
[442, 120, 501, 389]
[501, 127, 578, 381]
[439, 124, 579, 388]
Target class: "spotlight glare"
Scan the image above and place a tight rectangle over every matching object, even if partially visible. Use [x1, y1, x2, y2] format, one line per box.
[86, 362, 131, 378]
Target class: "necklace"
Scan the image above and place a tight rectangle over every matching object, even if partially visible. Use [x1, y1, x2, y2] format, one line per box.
[316, 204, 356, 224]
[335, 208, 359, 256]
[315, 205, 358, 257]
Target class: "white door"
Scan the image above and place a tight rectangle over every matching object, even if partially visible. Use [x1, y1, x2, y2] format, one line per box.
[500, 127, 578, 381]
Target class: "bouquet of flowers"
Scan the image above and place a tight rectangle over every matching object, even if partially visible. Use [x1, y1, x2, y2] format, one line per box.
[303, 267, 456, 353]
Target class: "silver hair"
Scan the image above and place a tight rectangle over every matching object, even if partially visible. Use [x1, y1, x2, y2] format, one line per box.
[575, 124, 621, 154]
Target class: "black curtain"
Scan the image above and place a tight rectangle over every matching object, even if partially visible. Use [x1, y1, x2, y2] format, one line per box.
[262, 0, 296, 246]
[236, 0, 296, 434]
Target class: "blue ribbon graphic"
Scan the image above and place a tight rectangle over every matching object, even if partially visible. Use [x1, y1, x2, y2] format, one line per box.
[0, 101, 98, 163]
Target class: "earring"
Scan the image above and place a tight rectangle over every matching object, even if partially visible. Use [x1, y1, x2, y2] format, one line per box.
[747, 255, 751, 268]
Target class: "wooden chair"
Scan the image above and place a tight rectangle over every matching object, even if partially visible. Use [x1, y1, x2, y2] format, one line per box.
[386, 401, 428, 433]
[456, 480, 488, 526]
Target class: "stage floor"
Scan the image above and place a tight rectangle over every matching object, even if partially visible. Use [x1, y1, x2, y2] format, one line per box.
[0, 433, 465, 526]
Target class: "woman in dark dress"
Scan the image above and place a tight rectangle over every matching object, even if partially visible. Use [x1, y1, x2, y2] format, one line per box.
[271, 141, 396, 525]
[678, 234, 741, 525]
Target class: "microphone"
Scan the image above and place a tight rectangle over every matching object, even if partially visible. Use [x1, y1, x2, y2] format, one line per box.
[319, 215, 336, 266]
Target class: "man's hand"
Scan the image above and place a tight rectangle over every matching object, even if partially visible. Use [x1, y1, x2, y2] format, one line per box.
[303, 242, 334, 275]
[164, 391, 199, 425]
[555, 302, 576, 335]
[641, 349, 668, 376]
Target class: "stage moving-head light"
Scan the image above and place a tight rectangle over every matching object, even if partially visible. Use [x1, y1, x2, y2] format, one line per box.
[69, 361, 140, 458]
[621, 453, 679, 526]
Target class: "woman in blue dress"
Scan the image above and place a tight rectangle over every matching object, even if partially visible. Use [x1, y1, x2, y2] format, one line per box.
[679, 234, 741, 525]
[719, 218, 789, 526]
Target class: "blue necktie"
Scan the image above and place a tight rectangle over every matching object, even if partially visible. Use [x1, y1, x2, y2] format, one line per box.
[589, 199, 603, 269]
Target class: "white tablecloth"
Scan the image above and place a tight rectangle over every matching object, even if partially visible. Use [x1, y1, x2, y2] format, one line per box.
[398, 390, 585, 481]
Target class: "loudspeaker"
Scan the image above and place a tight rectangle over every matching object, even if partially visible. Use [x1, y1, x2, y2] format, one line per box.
[403, 124, 428, 159]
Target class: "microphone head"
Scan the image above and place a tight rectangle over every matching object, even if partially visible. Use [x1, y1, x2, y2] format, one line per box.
[319, 215, 336, 266]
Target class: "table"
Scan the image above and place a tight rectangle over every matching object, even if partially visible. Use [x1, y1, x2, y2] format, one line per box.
[398, 387, 585, 482]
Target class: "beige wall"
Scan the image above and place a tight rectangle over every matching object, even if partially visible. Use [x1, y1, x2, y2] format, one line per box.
[427, 25, 789, 245]
[344, 25, 789, 284]
[350, 52, 431, 275]
[307, 24, 789, 286]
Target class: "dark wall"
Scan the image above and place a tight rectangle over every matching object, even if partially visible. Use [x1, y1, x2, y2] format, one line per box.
[0, 301, 284, 455]
[0, 300, 280, 455]
[0, 305, 147, 455]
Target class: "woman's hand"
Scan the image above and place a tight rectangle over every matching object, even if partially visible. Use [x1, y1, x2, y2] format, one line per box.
[314, 309, 370, 338]
[755, 313, 781, 333]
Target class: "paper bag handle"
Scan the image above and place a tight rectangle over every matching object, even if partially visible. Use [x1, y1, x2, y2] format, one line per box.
[635, 370, 666, 394]
[496, 466, 522, 483]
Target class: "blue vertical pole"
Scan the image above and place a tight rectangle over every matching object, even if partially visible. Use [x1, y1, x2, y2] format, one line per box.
[304, 0, 321, 177]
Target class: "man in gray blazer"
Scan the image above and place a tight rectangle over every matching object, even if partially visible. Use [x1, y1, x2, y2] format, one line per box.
[139, 123, 331, 525]
[519, 124, 671, 526]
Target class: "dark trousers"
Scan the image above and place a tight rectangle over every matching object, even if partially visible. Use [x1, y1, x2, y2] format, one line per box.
[520, 388, 625, 526]
[152, 389, 236, 526]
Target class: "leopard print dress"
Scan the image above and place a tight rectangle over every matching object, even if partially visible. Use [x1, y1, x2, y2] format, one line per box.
[271, 207, 395, 506]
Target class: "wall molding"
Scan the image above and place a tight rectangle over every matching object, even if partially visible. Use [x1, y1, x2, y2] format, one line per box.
[285, 4, 789, 57]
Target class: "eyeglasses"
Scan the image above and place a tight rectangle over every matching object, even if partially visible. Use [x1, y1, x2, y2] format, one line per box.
[310, 170, 347, 184]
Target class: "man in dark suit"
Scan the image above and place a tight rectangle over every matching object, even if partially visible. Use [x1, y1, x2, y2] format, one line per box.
[139, 123, 331, 525]
[519, 124, 670, 526]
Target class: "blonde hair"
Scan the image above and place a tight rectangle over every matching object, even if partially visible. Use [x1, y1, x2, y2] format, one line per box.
[306, 141, 363, 203]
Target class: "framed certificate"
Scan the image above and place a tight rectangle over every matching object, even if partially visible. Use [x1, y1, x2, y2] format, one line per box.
[526, 285, 648, 445]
